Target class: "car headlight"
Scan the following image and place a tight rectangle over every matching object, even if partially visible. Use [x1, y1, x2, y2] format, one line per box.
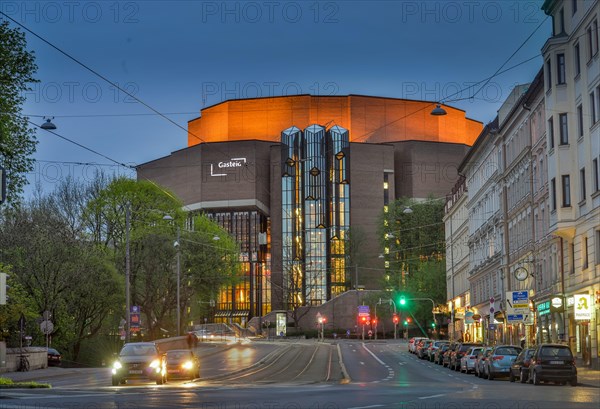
[113, 361, 122, 369]
[182, 361, 194, 370]
[149, 359, 160, 369]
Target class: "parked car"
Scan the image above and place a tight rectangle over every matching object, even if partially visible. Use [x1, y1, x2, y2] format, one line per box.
[459, 346, 484, 374]
[528, 344, 577, 386]
[427, 341, 449, 362]
[165, 349, 200, 380]
[443, 343, 458, 367]
[47, 348, 61, 367]
[509, 347, 536, 383]
[409, 337, 428, 354]
[111, 342, 166, 386]
[434, 343, 451, 365]
[475, 347, 493, 378]
[450, 343, 483, 371]
[417, 340, 433, 359]
[483, 345, 522, 380]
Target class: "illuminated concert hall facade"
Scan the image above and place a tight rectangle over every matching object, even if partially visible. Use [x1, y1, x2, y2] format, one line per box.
[137, 95, 482, 322]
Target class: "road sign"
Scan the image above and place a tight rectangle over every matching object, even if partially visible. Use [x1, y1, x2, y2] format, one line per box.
[40, 320, 54, 335]
[507, 314, 524, 323]
[358, 305, 370, 316]
[506, 291, 529, 315]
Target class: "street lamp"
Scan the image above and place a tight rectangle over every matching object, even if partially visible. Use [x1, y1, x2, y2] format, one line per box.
[163, 215, 181, 336]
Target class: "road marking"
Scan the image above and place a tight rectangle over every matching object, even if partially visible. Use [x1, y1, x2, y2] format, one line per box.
[418, 394, 445, 400]
[347, 405, 384, 409]
[360, 361, 365, 365]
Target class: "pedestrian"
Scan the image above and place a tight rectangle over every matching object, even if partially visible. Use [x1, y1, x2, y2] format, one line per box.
[187, 332, 194, 350]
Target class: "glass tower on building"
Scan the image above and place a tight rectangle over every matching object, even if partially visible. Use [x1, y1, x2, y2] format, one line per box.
[281, 125, 350, 308]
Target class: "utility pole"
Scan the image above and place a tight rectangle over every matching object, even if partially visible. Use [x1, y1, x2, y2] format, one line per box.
[176, 226, 181, 336]
[125, 202, 131, 343]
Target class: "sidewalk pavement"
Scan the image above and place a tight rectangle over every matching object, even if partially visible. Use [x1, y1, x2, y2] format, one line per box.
[577, 366, 600, 387]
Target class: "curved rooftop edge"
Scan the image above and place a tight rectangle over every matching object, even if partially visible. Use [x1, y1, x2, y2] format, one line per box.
[186, 94, 483, 147]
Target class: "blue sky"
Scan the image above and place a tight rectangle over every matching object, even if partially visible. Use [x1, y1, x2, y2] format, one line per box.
[0, 1, 551, 197]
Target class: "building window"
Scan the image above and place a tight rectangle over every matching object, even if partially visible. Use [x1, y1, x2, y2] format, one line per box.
[572, 0, 577, 15]
[574, 42, 581, 76]
[557, 53, 566, 84]
[591, 91, 597, 125]
[597, 85, 600, 123]
[593, 158, 599, 192]
[583, 236, 589, 269]
[551, 178, 557, 210]
[548, 117, 555, 149]
[580, 167, 586, 202]
[559, 113, 568, 145]
[559, 8, 565, 34]
[577, 104, 583, 137]
[546, 59, 552, 90]
[588, 20, 598, 60]
[562, 174, 571, 207]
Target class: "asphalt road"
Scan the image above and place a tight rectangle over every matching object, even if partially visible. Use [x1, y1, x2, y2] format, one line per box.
[1, 339, 598, 409]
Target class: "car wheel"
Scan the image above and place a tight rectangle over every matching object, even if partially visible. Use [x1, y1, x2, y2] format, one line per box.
[111, 376, 119, 386]
[156, 375, 163, 385]
[570, 377, 577, 387]
[519, 369, 527, 383]
[532, 370, 540, 385]
[509, 371, 515, 382]
[487, 370, 494, 381]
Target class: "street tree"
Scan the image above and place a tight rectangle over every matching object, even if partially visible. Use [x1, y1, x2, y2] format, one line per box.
[0, 20, 38, 204]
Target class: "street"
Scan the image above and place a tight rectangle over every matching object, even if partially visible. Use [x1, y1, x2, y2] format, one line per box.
[1, 339, 598, 408]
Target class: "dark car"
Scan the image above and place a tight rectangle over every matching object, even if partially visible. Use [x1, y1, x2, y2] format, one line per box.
[483, 345, 522, 380]
[475, 347, 493, 378]
[165, 349, 200, 380]
[434, 343, 450, 365]
[111, 342, 166, 386]
[47, 348, 61, 367]
[528, 344, 577, 386]
[509, 348, 535, 383]
[443, 343, 458, 367]
[417, 340, 433, 359]
[450, 343, 483, 371]
[428, 341, 449, 362]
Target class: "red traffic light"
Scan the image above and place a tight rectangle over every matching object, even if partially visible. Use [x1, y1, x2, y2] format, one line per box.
[393, 314, 399, 324]
[360, 316, 367, 322]
[406, 317, 412, 323]
[372, 318, 377, 325]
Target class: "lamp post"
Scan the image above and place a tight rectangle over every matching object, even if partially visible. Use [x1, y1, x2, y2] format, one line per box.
[125, 202, 131, 342]
[163, 215, 181, 336]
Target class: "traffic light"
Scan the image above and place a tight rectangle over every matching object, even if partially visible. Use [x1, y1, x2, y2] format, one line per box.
[403, 320, 408, 326]
[392, 314, 399, 324]
[372, 318, 377, 325]
[399, 295, 406, 306]
[360, 316, 367, 324]
[431, 322, 436, 328]
[0, 272, 8, 305]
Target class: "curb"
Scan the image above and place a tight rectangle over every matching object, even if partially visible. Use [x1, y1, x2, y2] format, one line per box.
[337, 343, 351, 384]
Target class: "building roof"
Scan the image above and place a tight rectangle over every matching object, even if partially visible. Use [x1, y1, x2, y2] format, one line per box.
[186, 94, 483, 147]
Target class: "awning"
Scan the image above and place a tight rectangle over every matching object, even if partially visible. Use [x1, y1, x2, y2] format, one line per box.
[232, 311, 250, 317]
[215, 311, 230, 318]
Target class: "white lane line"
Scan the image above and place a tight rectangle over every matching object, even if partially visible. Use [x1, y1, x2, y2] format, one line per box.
[418, 394, 445, 400]
[360, 361, 365, 365]
[347, 405, 384, 409]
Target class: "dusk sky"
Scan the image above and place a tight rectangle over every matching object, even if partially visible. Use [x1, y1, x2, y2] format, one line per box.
[1, 1, 551, 197]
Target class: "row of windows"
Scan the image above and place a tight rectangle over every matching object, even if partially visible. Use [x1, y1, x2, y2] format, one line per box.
[547, 15, 598, 88]
[550, 158, 600, 209]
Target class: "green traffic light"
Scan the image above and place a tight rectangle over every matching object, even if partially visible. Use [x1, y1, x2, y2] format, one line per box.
[399, 295, 406, 306]
[431, 322, 436, 328]
[403, 320, 408, 326]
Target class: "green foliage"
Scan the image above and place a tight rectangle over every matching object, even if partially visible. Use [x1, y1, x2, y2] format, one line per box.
[0, 21, 39, 204]
[0, 377, 51, 388]
[0, 263, 38, 344]
[379, 196, 446, 326]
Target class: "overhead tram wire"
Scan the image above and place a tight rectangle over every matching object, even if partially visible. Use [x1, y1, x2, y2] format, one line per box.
[0, 12, 205, 146]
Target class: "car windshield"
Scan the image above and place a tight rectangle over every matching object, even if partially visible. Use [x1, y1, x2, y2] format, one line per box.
[495, 347, 521, 355]
[120, 344, 158, 356]
[540, 347, 572, 358]
[47, 348, 59, 354]
[167, 351, 192, 360]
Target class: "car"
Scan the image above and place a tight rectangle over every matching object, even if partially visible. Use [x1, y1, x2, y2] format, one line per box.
[459, 346, 484, 374]
[450, 343, 483, 371]
[475, 347, 493, 378]
[111, 342, 166, 386]
[417, 340, 433, 359]
[427, 341, 449, 362]
[509, 348, 536, 383]
[434, 343, 451, 365]
[483, 345, 522, 380]
[442, 343, 458, 367]
[408, 337, 428, 354]
[47, 348, 61, 367]
[165, 349, 200, 380]
[528, 344, 577, 386]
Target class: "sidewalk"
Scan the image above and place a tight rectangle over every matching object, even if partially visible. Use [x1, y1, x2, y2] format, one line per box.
[577, 366, 600, 388]
[1, 366, 97, 383]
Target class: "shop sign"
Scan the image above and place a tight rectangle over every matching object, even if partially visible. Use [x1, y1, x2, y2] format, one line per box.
[536, 300, 551, 316]
[465, 311, 475, 324]
[574, 294, 592, 320]
[550, 296, 564, 313]
[567, 296, 574, 306]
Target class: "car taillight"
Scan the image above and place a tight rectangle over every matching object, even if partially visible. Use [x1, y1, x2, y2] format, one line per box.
[493, 356, 504, 360]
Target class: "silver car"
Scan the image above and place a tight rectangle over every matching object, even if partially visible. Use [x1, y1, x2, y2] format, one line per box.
[484, 345, 522, 380]
[460, 346, 484, 373]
